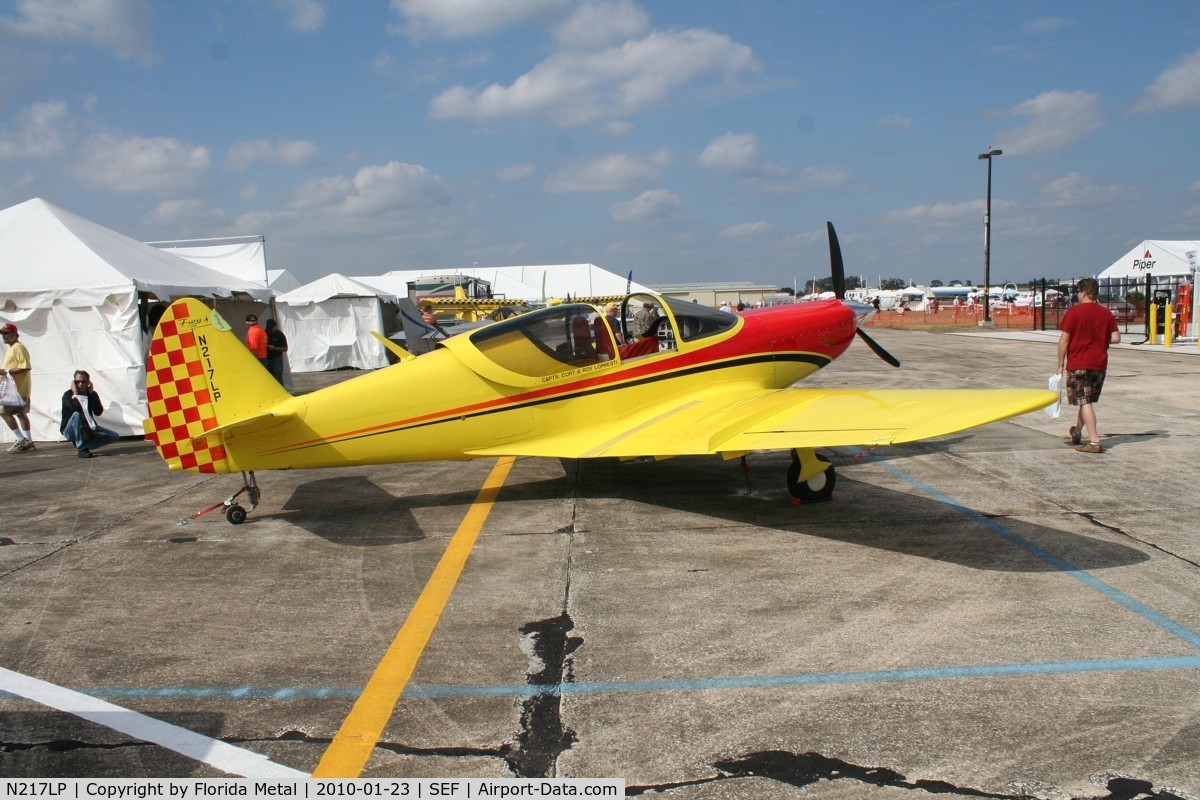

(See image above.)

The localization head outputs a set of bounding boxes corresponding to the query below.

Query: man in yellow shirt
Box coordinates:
[0,322,34,452]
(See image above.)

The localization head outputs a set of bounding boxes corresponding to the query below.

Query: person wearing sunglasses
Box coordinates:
[60,371,120,458]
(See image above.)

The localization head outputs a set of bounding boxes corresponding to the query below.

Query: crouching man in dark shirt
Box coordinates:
[60,370,120,458]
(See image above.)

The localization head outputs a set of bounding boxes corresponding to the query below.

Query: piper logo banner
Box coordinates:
[1132,248,1156,272]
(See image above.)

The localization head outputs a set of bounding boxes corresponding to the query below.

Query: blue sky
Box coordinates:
[2,1,1198,289]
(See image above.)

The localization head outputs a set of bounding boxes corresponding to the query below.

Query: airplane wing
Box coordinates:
[463,387,1057,459]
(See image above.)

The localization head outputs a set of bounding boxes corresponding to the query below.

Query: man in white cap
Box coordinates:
[0,322,34,452]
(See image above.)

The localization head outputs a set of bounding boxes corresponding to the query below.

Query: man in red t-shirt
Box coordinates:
[1057,277,1119,453]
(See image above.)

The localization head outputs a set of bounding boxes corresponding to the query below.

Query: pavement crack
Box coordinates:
[228,729,510,766]
[1076,512,1200,570]
[714,750,1018,797]
[628,750,1019,797]
[1088,776,1188,799]
[0,738,148,753]
[628,751,1189,799]
[500,613,581,778]
[0,477,221,579]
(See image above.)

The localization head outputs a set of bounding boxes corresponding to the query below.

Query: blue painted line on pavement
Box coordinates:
[3,656,1198,703]
[9,449,1195,709]
[850,449,1200,651]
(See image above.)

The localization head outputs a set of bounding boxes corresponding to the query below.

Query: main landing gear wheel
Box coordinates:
[787,449,836,504]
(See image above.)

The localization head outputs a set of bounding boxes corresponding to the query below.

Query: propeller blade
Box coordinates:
[826,220,898,367]
[856,328,901,368]
[827,221,845,299]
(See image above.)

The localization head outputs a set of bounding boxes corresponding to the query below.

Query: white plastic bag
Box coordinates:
[0,374,21,408]
[1044,374,1062,419]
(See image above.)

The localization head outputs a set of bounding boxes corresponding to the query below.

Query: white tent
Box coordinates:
[0,198,272,442]
[146,235,305,296]
[274,274,398,372]
[1098,239,1199,338]
[358,264,649,303]
[146,235,268,284]
[1097,240,1200,280]
[267,269,303,294]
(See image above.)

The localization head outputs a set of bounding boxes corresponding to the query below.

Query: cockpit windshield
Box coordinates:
[469,303,602,378]
[661,296,738,342]
[466,295,739,380]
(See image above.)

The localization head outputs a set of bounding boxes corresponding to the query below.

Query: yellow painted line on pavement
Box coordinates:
[311,456,516,777]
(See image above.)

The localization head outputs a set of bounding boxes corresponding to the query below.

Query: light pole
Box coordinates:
[977,147,1002,325]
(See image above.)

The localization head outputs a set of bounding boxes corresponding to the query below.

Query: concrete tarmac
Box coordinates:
[1,329,1198,798]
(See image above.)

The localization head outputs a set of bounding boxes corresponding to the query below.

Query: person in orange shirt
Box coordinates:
[244,314,268,368]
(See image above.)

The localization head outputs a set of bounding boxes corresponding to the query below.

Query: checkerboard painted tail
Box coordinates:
[143,298,287,473]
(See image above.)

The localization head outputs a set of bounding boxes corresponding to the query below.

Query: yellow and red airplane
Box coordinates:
[144,225,1055,523]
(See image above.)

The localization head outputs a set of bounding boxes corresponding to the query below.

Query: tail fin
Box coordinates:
[143,298,289,473]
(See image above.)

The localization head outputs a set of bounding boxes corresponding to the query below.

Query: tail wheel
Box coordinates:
[787,453,836,503]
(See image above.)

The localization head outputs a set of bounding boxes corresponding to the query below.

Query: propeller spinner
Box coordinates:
[826,221,901,368]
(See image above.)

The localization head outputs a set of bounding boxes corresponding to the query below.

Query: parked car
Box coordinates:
[1101,300,1140,322]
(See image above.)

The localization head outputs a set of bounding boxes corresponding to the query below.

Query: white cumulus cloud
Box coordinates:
[1037,172,1122,208]
[0,99,73,160]
[271,0,326,32]
[495,162,537,182]
[149,199,228,228]
[719,221,770,239]
[545,151,668,193]
[390,0,569,40]
[0,0,155,62]
[994,90,1105,155]
[1022,16,1072,34]
[290,160,451,216]
[553,0,648,49]
[227,138,323,169]
[431,28,757,127]
[883,200,983,224]
[76,133,211,194]
[608,188,683,223]
[699,132,758,172]
[1133,49,1200,112]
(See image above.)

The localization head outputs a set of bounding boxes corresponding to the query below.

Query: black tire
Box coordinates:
[226,504,247,525]
[787,454,836,503]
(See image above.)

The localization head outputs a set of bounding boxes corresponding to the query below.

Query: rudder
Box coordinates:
[143,298,287,473]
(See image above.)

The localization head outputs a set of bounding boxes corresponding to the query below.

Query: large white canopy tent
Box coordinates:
[1097,239,1199,337]
[146,235,303,296]
[1097,240,1200,281]
[274,274,399,372]
[0,198,272,442]
[358,264,650,303]
[146,234,268,283]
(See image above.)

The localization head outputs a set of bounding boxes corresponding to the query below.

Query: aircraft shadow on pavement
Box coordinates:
[893,425,1170,458]
[559,453,1149,574]
[266,469,577,545]
[275,476,429,545]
